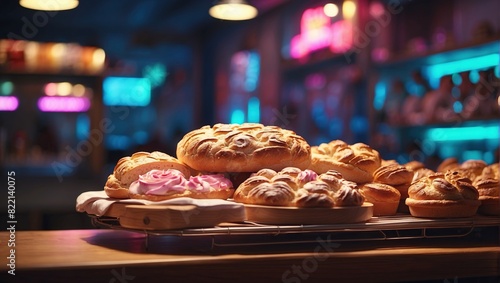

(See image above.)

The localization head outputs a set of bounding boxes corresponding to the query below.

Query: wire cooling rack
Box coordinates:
[90,214,500,249]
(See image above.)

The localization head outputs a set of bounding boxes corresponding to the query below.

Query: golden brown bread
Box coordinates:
[372,163,414,211]
[473,165,500,216]
[404,161,426,171]
[309,140,381,183]
[373,164,414,187]
[233,167,365,208]
[437,157,459,172]
[176,123,311,172]
[458,159,488,181]
[113,151,191,186]
[359,183,401,216]
[405,171,480,218]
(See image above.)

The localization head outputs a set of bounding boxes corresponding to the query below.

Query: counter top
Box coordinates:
[1,228,499,283]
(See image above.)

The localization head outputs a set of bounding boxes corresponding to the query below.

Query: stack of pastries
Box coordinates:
[102,122,499,219]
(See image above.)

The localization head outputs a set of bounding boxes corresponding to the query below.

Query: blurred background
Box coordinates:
[0,0,499,229]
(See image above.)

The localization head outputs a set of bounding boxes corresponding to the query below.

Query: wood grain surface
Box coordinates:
[0,228,499,283]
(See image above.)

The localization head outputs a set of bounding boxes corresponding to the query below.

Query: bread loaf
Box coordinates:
[309,140,381,183]
[176,123,311,172]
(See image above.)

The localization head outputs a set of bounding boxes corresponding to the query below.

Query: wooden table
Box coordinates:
[1,228,499,283]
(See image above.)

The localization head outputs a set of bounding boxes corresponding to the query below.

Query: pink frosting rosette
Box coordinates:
[187,174,233,193]
[297,169,318,183]
[129,169,187,195]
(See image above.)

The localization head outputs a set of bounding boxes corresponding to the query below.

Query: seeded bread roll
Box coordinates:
[309,140,381,183]
[405,171,480,218]
[359,183,401,216]
[233,167,365,208]
[176,123,311,172]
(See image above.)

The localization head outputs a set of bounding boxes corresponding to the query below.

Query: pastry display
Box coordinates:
[405,171,480,218]
[473,164,500,216]
[309,140,381,183]
[176,123,311,173]
[359,183,401,216]
[233,167,365,208]
[104,151,234,201]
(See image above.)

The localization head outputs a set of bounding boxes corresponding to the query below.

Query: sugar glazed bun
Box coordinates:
[405,171,480,218]
[359,183,400,216]
[104,151,234,201]
[176,123,311,172]
[473,164,500,216]
[105,151,192,199]
[233,167,365,208]
[309,140,381,183]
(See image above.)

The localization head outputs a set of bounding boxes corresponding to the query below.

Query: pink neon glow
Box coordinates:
[290,6,353,59]
[37,96,90,112]
[0,96,19,111]
[329,20,353,53]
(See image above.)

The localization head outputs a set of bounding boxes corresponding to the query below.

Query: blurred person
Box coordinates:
[421,75,454,123]
[383,79,407,125]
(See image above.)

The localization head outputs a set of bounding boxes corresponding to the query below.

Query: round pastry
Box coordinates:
[437,157,459,172]
[176,123,311,172]
[459,159,488,181]
[233,167,365,208]
[359,183,401,216]
[128,169,234,201]
[473,165,500,216]
[309,140,381,183]
[410,168,435,183]
[404,161,426,172]
[405,171,480,218]
[373,163,414,213]
[105,151,192,199]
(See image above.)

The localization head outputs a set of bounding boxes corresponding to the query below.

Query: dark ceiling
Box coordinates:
[1,0,289,46]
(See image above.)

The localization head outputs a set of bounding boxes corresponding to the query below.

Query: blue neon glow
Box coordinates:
[451,73,462,85]
[244,52,260,92]
[103,77,151,106]
[76,114,90,140]
[495,65,499,78]
[373,81,386,110]
[247,97,260,123]
[469,70,480,83]
[452,101,463,113]
[424,125,499,141]
[230,109,245,124]
[424,53,499,88]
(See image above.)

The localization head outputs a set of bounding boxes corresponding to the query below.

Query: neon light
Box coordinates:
[373,81,386,110]
[424,54,499,88]
[103,77,151,106]
[38,96,90,112]
[424,125,499,142]
[0,96,19,111]
[247,97,260,123]
[230,109,245,124]
[1,81,14,95]
[244,52,260,92]
[290,6,353,59]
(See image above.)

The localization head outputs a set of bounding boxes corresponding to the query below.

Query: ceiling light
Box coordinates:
[209,0,258,21]
[20,0,78,11]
